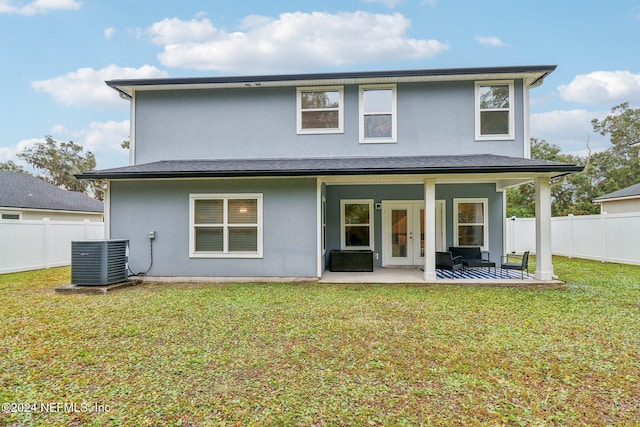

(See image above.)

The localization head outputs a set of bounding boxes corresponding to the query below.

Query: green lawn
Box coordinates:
[0,257,639,426]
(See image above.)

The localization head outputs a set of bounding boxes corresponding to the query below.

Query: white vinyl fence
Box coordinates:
[506,213,640,266]
[0,219,105,274]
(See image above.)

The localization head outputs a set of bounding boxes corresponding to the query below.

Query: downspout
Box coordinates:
[127,92,135,166]
[104,180,111,239]
[523,81,531,159]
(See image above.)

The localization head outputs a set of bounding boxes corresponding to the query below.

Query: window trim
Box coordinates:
[1,211,21,220]
[340,199,375,250]
[189,193,263,258]
[475,80,514,141]
[322,196,327,255]
[296,86,344,134]
[359,84,397,144]
[453,198,489,251]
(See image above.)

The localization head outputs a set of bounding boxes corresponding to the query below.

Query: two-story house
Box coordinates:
[79,66,582,281]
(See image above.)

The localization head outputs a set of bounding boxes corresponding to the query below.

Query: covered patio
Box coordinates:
[317,155,583,283]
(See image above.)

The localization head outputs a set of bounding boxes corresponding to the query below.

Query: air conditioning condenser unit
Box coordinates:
[71,240,128,286]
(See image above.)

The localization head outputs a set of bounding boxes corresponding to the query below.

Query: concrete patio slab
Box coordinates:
[320,267,564,286]
[54,280,142,295]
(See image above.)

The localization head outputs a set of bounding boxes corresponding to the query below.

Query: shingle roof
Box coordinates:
[76,154,582,180]
[0,171,103,212]
[593,183,640,202]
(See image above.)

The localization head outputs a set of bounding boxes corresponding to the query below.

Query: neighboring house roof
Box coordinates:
[77,154,582,180]
[107,65,557,98]
[0,171,103,213]
[593,183,640,202]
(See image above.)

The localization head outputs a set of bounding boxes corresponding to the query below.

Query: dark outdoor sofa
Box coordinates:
[448,246,495,273]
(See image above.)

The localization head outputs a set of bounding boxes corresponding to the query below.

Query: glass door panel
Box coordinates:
[419,208,424,259]
[391,209,408,258]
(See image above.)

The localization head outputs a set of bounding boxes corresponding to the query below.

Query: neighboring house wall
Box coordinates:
[599,198,640,214]
[109,178,318,277]
[0,208,103,222]
[133,80,525,163]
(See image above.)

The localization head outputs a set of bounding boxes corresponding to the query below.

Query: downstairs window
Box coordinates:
[190,194,263,258]
[453,198,488,251]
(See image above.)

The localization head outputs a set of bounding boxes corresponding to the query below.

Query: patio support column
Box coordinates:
[423,178,437,281]
[535,177,553,280]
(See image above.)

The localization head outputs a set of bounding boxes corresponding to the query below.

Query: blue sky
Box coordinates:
[1,0,639,169]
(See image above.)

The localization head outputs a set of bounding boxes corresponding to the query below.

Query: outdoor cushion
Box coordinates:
[449,246,495,271]
[436,251,463,277]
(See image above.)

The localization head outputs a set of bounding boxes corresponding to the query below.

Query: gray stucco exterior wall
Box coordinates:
[133,80,525,164]
[110,178,318,278]
[325,183,504,267]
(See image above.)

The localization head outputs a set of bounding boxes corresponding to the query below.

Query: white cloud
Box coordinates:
[557,71,640,105]
[146,17,219,45]
[531,109,610,155]
[2,121,130,169]
[0,137,42,166]
[53,120,130,154]
[31,64,169,109]
[0,0,81,15]
[104,27,115,40]
[475,35,507,47]
[146,12,449,73]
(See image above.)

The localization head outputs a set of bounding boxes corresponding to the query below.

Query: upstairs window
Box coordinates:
[297,86,343,134]
[359,85,397,143]
[475,81,514,140]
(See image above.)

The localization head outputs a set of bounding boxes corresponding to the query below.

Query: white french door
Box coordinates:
[382,200,445,266]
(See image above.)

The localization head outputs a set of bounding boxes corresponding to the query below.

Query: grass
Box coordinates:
[0,257,638,426]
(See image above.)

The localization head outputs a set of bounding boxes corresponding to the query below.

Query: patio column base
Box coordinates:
[535,270,553,281]
[423,270,437,281]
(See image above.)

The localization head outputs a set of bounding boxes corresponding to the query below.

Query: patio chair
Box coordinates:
[436,251,464,278]
[500,251,530,279]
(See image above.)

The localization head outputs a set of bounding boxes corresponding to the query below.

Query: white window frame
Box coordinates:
[297,86,344,134]
[475,80,514,141]
[189,193,263,258]
[340,199,375,250]
[453,198,489,251]
[359,84,397,144]
[322,196,327,255]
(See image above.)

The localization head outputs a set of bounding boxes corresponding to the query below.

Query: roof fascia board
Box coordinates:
[77,166,581,181]
[594,194,640,203]
[75,171,570,185]
[107,65,556,97]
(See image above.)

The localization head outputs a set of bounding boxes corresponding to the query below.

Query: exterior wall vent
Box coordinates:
[71,240,128,286]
